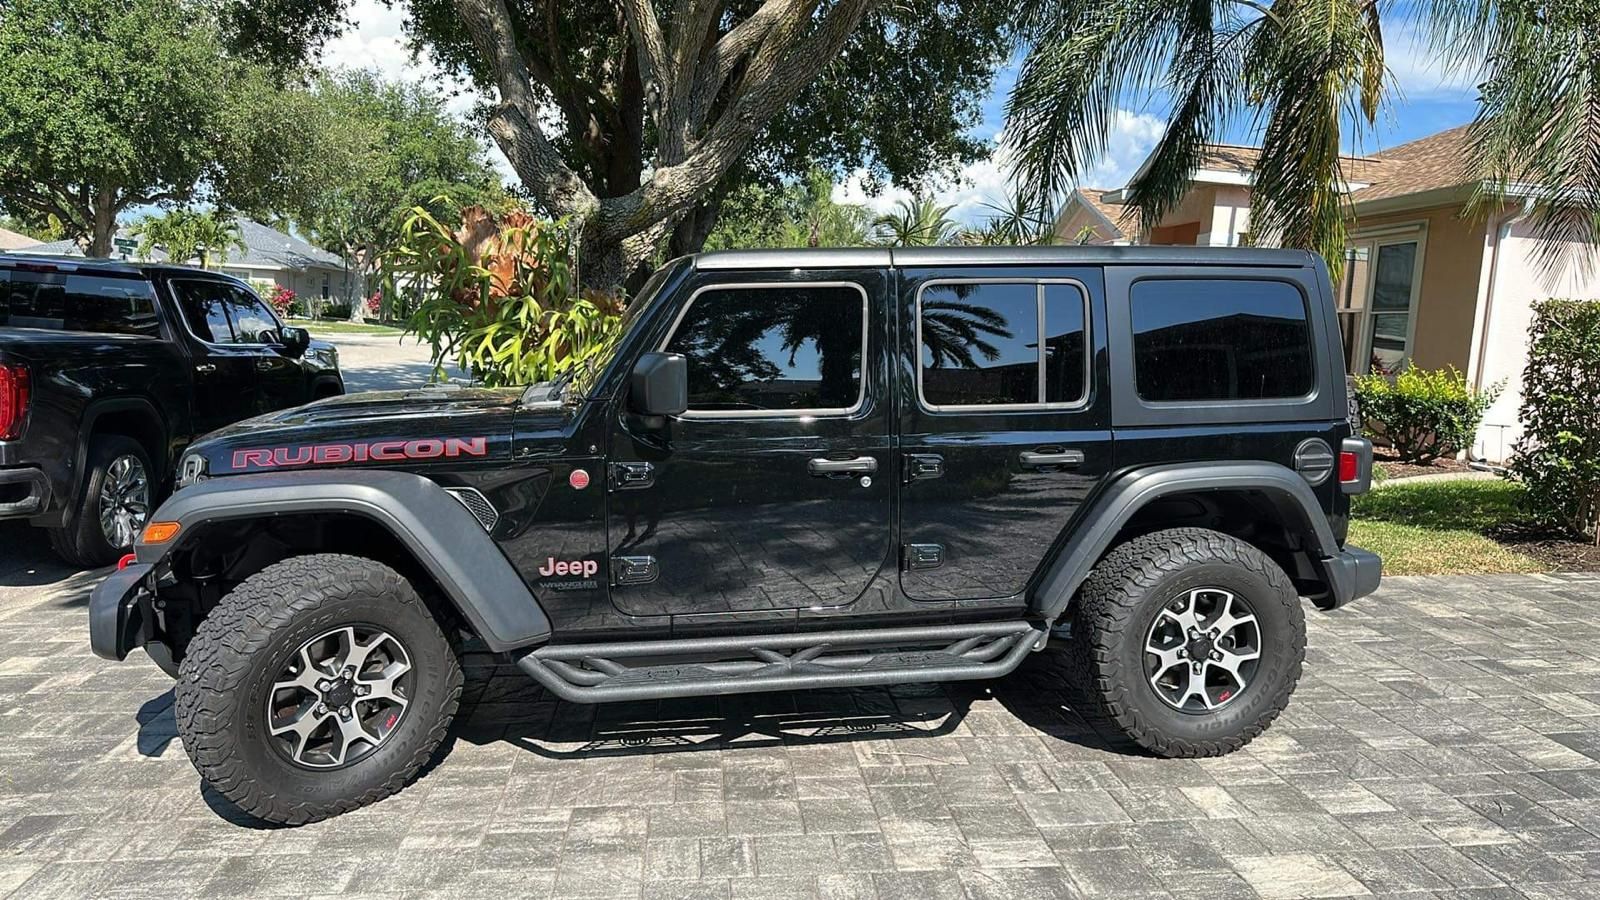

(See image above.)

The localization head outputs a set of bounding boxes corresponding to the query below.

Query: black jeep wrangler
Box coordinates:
[1,254,344,565]
[90,246,1379,825]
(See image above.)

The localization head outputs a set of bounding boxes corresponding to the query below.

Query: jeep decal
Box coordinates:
[231,437,489,471]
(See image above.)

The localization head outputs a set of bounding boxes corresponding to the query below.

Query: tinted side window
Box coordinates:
[1131,279,1313,402]
[919,281,1089,408]
[223,287,280,343]
[171,281,235,343]
[0,270,158,336]
[665,284,865,413]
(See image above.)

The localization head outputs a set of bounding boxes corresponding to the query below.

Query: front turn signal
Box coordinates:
[141,521,181,544]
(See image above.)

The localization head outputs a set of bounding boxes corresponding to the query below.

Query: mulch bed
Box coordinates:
[1373,447,1472,480]
[1485,521,1600,572]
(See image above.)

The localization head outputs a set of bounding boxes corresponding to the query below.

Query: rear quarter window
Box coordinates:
[1130,278,1313,402]
[0,269,159,337]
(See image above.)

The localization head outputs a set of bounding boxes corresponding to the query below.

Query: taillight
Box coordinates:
[0,363,28,440]
[1338,451,1359,483]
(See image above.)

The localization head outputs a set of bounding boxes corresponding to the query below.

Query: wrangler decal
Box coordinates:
[231,436,489,471]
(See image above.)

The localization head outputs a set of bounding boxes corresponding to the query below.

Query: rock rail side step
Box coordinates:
[515,620,1047,703]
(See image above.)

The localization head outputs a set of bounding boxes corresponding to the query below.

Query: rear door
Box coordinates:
[897,267,1112,602]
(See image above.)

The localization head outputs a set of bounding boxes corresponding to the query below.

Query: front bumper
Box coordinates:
[89,563,153,661]
[0,467,51,519]
[1319,544,1382,609]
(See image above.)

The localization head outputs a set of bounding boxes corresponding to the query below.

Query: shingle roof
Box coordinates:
[8,218,342,270]
[1347,124,1474,204]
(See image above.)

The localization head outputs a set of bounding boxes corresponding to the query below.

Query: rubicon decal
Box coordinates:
[231,437,489,471]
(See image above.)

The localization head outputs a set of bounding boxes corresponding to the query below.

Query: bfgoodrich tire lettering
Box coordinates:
[174,554,462,825]
[1068,528,1305,757]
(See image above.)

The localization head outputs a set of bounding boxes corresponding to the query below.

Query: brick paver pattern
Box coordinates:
[2,568,1599,899]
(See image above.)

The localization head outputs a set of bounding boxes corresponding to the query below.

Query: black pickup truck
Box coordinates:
[91,246,1379,825]
[0,254,344,565]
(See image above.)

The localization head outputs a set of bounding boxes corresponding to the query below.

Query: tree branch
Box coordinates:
[452,0,598,218]
[620,0,671,114]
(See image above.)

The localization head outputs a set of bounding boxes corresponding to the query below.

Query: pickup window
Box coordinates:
[0,269,159,336]
[663,282,867,416]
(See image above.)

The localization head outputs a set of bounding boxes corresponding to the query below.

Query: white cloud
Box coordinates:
[318,0,517,183]
[1382,19,1482,101]
[833,109,1165,226]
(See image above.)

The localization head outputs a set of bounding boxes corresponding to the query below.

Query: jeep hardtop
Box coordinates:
[90,245,1379,825]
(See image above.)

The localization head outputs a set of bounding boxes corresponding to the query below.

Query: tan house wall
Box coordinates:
[1348,204,1488,374]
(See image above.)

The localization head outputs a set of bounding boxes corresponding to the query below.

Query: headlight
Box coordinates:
[177,453,208,489]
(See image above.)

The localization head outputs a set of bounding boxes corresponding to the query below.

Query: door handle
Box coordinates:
[1020,449,1085,468]
[808,456,878,476]
[255,359,275,371]
[194,363,216,374]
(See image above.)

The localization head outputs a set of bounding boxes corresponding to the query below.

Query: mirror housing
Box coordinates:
[279,326,311,357]
[629,352,688,418]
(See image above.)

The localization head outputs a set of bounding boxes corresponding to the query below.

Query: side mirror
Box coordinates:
[629,352,688,418]
[279,326,311,357]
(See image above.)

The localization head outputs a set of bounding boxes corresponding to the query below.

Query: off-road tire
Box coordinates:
[174,554,462,825]
[1066,528,1304,757]
[47,434,152,568]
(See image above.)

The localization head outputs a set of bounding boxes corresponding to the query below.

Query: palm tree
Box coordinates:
[871,197,963,247]
[1005,0,1600,272]
[963,193,1058,245]
[131,209,246,268]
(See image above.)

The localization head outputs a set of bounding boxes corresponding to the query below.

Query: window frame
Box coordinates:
[167,276,286,348]
[656,279,871,420]
[914,277,1092,414]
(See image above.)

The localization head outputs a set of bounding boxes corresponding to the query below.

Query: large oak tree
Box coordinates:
[228,0,1012,290]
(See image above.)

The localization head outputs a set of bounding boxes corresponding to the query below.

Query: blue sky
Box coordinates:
[323,1,1483,227]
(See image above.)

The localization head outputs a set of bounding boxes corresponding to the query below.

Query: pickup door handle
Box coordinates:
[808,456,878,476]
[194,363,216,374]
[1020,449,1085,468]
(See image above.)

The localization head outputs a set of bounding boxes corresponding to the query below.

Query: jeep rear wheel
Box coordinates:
[174,554,461,825]
[1067,528,1304,757]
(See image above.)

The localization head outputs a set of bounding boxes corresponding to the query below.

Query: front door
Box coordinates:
[606,273,893,619]
[220,283,306,412]
[898,269,1112,602]
[167,279,262,434]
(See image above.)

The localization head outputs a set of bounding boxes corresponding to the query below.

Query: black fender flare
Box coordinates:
[1032,462,1339,620]
[132,469,552,651]
[75,396,172,496]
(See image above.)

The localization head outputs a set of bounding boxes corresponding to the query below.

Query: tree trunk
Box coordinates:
[347,242,367,323]
[86,189,117,258]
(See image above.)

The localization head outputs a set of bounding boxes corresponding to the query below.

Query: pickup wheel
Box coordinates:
[173,554,462,825]
[46,434,152,568]
[1067,528,1304,757]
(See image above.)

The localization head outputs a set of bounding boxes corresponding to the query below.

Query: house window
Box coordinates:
[1339,237,1421,375]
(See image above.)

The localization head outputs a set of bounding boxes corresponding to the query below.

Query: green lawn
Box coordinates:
[287,318,405,336]
[1348,478,1543,575]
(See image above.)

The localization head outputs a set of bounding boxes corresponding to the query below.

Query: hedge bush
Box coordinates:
[1511,299,1600,540]
[1352,366,1500,464]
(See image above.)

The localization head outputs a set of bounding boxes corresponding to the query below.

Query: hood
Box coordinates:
[185,385,530,478]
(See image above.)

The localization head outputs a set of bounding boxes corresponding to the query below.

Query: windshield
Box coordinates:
[563,263,676,401]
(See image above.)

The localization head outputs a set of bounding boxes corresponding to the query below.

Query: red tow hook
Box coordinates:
[117,553,137,570]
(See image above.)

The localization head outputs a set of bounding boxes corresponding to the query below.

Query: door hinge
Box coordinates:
[903,543,945,570]
[608,461,655,490]
[613,555,659,585]
[904,454,944,484]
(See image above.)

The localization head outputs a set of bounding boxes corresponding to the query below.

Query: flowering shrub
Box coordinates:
[268,285,297,318]
[381,204,623,386]
[365,290,382,318]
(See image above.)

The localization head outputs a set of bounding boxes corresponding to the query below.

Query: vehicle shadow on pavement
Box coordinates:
[0,522,97,589]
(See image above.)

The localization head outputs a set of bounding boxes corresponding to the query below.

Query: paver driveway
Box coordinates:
[1,551,1599,899]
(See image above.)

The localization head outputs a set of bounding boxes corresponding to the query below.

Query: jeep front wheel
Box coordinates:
[174,554,462,825]
[1068,528,1305,757]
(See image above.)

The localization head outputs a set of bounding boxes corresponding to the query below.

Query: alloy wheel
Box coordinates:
[98,454,149,549]
[266,625,414,769]
[1144,587,1262,713]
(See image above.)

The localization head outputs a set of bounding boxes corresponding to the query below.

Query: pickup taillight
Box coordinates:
[0,363,29,440]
